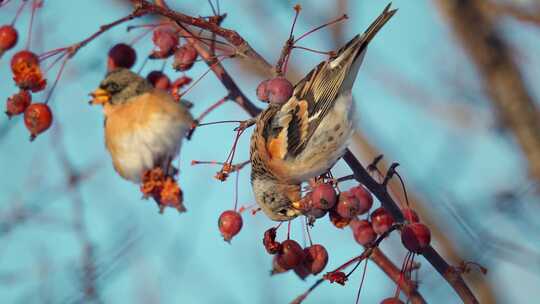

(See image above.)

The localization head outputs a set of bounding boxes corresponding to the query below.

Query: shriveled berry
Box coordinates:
[151,26,178,58]
[276,239,304,270]
[401,223,431,253]
[0,25,18,53]
[349,185,373,214]
[401,208,419,223]
[263,227,281,254]
[323,271,348,285]
[5,90,31,118]
[218,210,243,242]
[24,103,52,140]
[311,183,337,210]
[380,298,404,304]
[303,244,328,275]
[336,191,361,219]
[146,71,170,90]
[11,50,39,73]
[108,43,137,70]
[350,219,376,246]
[266,77,293,104]
[172,44,197,71]
[370,207,394,234]
[329,208,351,228]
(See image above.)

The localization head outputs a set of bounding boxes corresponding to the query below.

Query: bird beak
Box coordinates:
[89,88,111,105]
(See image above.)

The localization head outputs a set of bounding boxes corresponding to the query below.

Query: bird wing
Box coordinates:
[266,4,396,159]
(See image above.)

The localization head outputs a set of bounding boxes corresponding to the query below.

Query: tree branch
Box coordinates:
[343,149,479,304]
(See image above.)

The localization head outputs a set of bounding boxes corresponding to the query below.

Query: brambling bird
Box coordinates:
[90,68,193,183]
[250,5,396,221]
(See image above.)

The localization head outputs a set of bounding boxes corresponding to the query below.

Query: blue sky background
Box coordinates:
[1,0,539,303]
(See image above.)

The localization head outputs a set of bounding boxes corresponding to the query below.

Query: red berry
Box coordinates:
[151,26,178,58]
[401,223,431,253]
[401,208,419,223]
[329,208,351,229]
[0,25,18,52]
[276,239,304,270]
[336,191,361,219]
[311,183,337,210]
[108,43,137,70]
[380,298,404,304]
[11,50,39,73]
[293,263,310,280]
[172,44,197,71]
[218,210,243,242]
[146,71,170,90]
[350,185,373,214]
[266,77,293,104]
[24,103,52,140]
[350,219,376,246]
[256,79,269,102]
[5,90,31,118]
[370,207,395,234]
[306,207,327,219]
[271,255,288,275]
[303,244,328,275]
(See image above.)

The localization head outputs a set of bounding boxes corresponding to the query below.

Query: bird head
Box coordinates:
[89,68,153,106]
[252,177,303,222]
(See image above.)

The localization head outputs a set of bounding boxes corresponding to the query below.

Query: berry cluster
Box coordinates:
[263,227,329,279]
[3,44,52,140]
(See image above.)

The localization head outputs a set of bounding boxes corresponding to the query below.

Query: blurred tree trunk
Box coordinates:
[436,0,540,184]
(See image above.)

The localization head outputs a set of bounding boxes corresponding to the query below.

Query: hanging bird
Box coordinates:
[90,68,193,183]
[250,5,397,221]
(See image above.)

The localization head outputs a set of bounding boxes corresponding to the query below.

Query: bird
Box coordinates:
[89,68,193,183]
[250,5,396,221]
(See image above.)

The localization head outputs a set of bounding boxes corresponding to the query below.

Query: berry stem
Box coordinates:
[355,259,369,304]
[11,0,27,26]
[196,120,244,127]
[294,14,348,43]
[292,45,334,56]
[25,0,38,50]
[195,95,229,124]
[44,54,69,104]
[233,171,239,211]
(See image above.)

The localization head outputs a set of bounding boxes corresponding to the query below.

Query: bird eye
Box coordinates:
[107,82,120,92]
[278,208,287,215]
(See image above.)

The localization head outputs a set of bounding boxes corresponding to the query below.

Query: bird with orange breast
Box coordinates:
[250,5,396,221]
[90,68,193,211]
